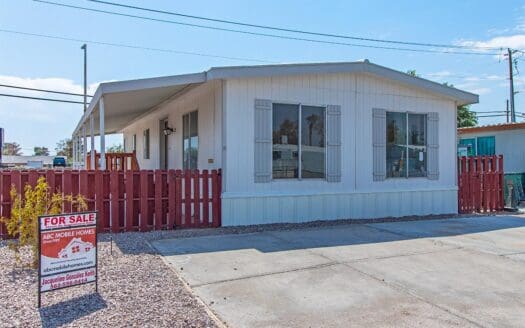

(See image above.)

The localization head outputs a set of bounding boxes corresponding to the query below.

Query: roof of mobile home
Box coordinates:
[458,122,525,134]
[74,60,479,135]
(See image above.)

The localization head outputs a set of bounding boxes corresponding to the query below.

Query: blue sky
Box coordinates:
[1,0,525,154]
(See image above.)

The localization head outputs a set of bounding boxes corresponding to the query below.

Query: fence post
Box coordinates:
[139,171,149,232]
[125,170,134,231]
[175,170,182,228]
[498,155,504,210]
[211,170,219,227]
[202,170,209,226]
[154,170,163,230]
[184,170,192,227]
[193,169,201,226]
[167,170,176,229]
[110,170,120,233]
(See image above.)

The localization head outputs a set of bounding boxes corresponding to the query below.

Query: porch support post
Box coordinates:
[90,112,95,169]
[82,124,87,168]
[72,135,77,165]
[99,96,106,170]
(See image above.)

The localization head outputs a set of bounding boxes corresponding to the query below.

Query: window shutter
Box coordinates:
[372,108,386,181]
[254,99,272,183]
[427,112,439,180]
[326,105,341,182]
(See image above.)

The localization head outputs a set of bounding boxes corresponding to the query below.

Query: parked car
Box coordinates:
[53,157,67,167]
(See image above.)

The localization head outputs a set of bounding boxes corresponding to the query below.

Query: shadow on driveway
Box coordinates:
[152,215,525,256]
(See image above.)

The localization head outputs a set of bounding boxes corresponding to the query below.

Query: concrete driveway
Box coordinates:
[152,215,525,328]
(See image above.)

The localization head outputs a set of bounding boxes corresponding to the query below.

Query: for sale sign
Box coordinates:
[38,212,98,306]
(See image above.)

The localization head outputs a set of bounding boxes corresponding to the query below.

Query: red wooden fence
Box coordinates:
[458,155,504,214]
[0,169,221,238]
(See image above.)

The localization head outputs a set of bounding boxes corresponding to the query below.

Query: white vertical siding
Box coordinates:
[221,72,459,225]
[121,81,222,170]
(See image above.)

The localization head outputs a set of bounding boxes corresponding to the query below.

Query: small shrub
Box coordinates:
[1,176,87,268]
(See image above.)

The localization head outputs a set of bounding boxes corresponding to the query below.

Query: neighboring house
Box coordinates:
[72,60,478,226]
[1,155,58,169]
[458,122,525,173]
[58,237,94,259]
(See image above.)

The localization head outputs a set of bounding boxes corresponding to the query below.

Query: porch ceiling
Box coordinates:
[74,72,206,135]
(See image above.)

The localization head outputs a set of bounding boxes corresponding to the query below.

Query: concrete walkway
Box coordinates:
[152,215,525,327]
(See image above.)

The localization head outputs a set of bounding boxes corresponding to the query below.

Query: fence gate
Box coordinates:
[458,155,504,213]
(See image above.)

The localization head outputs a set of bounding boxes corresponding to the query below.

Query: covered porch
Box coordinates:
[71,72,209,170]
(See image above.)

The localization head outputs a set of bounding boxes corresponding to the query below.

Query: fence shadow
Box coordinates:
[39,293,106,328]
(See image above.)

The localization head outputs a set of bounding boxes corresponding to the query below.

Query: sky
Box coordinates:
[1,0,525,155]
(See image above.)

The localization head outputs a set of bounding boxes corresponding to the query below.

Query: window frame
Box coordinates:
[182,110,199,170]
[143,129,150,159]
[132,134,137,152]
[386,111,428,179]
[271,101,327,181]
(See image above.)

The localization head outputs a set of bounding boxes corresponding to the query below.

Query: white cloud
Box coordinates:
[456,34,525,51]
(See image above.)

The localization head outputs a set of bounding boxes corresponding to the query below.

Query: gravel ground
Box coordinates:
[0,233,220,328]
[0,212,505,327]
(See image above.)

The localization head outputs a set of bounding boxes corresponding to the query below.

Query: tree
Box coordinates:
[33,147,50,156]
[55,138,73,158]
[107,143,124,153]
[443,82,478,127]
[406,69,419,77]
[2,142,22,156]
[457,105,478,128]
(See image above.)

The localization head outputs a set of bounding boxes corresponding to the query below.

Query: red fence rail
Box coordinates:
[458,155,504,214]
[0,169,221,238]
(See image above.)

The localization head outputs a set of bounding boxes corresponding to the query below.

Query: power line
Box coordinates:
[85,0,503,51]
[0,93,84,104]
[0,29,275,63]
[0,84,93,97]
[33,0,503,56]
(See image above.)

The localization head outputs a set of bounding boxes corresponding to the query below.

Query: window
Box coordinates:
[183,111,198,170]
[386,112,427,178]
[458,136,495,156]
[476,136,495,156]
[132,134,137,152]
[143,129,150,159]
[272,103,325,179]
[459,138,476,156]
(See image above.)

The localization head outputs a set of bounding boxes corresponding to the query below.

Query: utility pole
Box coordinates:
[506,99,510,123]
[81,44,87,112]
[507,48,517,122]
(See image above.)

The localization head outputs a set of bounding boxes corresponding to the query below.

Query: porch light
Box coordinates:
[163,126,175,136]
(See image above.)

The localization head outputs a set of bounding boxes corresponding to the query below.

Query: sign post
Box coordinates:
[38,211,98,308]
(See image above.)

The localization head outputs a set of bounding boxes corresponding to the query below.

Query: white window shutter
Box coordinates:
[254,99,272,183]
[372,108,386,181]
[427,112,439,180]
[326,105,341,182]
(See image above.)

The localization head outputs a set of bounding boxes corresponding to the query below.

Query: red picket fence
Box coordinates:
[0,169,221,238]
[458,155,504,214]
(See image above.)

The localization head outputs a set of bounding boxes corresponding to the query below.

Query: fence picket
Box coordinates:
[202,170,209,226]
[154,170,163,230]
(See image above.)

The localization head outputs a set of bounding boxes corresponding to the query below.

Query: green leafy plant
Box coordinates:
[1,177,87,268]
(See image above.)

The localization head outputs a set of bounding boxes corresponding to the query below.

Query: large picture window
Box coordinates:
[386,112,427,178]
[272,103,325,179]
[183,111,198,170]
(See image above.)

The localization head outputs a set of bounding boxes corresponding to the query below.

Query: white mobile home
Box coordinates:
[72,61,478,226]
